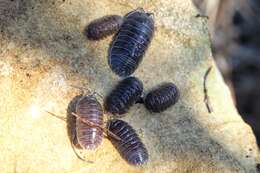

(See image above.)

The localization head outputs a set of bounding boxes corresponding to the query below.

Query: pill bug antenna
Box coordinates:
[70,139,94,163]
[92,91,104,100]
[124,7,145,17]
[147,12,154,17]
[135,7,145,13]
[70,133,94,163]
[45,111,93,163]
[72,112,121,141]
[69,85,104,100]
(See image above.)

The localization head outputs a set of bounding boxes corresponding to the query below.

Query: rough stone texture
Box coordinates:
[0,0,259,173]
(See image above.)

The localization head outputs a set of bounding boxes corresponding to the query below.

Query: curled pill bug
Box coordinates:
[107,119,149,166]
[104,76,143,116]
[85,15,123,40]
[108,8,155,77]
[75,95,104,150]
[144,82,180,113]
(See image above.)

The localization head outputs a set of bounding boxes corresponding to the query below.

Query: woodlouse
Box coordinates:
[85,15,123,40]
[107,119,149,166]
[47,93,121,162]
[75,95,104,150]
[144,82,180,113]
[104,76,143,116]
[108,8,155,77]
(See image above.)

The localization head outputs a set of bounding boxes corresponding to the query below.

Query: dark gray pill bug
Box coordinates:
[108,8,155,77]
[107,119,148,166]
[144,82,180,113]
[104,76,143,116]
[85,15,123,40]
[76,95,103,150]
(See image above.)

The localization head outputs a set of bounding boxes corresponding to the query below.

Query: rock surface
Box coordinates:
[0,0,259,173]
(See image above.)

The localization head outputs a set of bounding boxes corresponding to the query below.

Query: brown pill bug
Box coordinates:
[75,95,104,150]
[104,76,143,116]
[144,82,180,113]
[107,119,148,166]
[109,8,155,77]
[85,15,123,40]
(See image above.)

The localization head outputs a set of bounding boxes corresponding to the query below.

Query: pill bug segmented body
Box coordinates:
[104,76,143,116]
[76,95,103,150]
[85,15,123,40]
[109,8,155,77]
[144,82,180,113]
[107,119,149,166]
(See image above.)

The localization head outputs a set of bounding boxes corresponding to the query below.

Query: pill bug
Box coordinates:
[85,15,123,40]
[76,95,104,150]
[108,8,155,77]
[144,82,180,113]
[48,93,121,162]
[104,76,143,116]
[107,119,148,166]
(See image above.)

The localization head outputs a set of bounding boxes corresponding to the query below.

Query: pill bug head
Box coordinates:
[125,7,153,17]
[144,82,180,113]
[107,119,149,166]
[85,15,123,40]
[104,76,143,116]
[125,7,154,23]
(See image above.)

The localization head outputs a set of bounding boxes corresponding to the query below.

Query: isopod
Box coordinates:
[107,119,149,166]
[85,15,123,40]
[108,8,155,77]
[75,95,104,150]
[47,94,120,162]
[104,76,143,116]
[144,82,180,113]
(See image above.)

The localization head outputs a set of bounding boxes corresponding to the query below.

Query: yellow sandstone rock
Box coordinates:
[0,0,258,172]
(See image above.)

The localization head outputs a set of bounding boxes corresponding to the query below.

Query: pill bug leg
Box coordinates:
[134,7,145,13]
[135,96,144,104]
